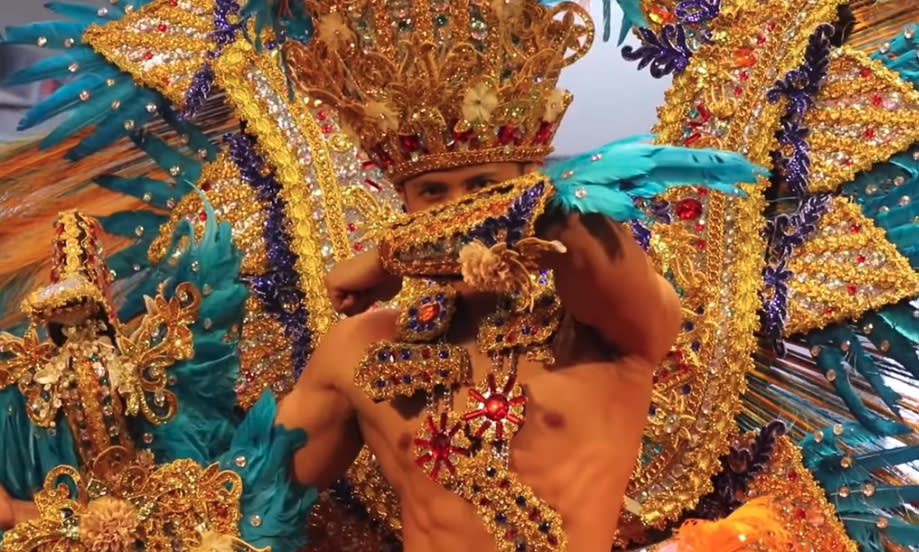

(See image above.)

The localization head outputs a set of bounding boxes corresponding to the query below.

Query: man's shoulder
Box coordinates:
[313,308,401,368]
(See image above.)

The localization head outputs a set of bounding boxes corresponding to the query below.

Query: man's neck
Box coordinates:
[448,284,499,341]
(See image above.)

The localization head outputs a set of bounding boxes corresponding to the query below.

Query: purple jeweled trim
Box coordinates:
[213,0,242,46]
[225,132,311,377]
[182,63,214,119]
[674,0,721,24]
[621,25,693,78]
[690,421,785,520]
[467,180,547,247]
[760,24,834,337]
[631,220,652,251]
[761,193,831,336]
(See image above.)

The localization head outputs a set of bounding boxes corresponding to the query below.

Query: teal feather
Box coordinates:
[43,2,119,21]
[546,136,759,221]
[35,80,137,147]
[219,392,317,552]
[105,242,153,288]
[16,67,120,130]
[1,22,86,47]
[806,332,908,436]
[875,204,919,234]
[861,311,919,379]
[132,133,204,183]
[877,301,919,344]
[615,0,646,44]
[65,91,163,160]
[158,109,218,163]
[0,388,81,501]
[873,24,919,87]
[124,199,247,463]
[4,48,104,86]
[96,210,168,239]
[836,484,919,512]
[94,174,190,209]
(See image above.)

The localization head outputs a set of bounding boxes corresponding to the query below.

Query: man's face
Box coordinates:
[397,162,532,213]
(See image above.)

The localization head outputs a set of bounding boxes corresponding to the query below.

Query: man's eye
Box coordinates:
[470,180,496,190]
[420,186,445,197]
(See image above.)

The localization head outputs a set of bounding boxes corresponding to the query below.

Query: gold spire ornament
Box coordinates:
[285,0,595,183]
[0,211,200,469]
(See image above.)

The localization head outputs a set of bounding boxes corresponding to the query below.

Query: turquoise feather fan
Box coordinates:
[545,135,760,222]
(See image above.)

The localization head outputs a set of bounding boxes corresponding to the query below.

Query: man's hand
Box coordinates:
[324,251,402,315]
[0,485,37,531]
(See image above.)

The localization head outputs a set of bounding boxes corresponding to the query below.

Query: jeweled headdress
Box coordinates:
[22,210,116,324]
[286,0,595,183]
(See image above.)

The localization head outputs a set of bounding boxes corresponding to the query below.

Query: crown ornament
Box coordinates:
[285,0,595,184]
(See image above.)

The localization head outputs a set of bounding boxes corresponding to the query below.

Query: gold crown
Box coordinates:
[22,210,115,323]
[286,0,595,184]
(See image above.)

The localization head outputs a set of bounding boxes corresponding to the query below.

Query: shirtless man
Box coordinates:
[275,160,681,551]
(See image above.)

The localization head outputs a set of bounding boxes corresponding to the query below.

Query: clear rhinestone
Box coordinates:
[840,456,852,468]
[123,119,135,130]
[64,38,75,48]
[36,36,48,47]
[97,7,108,16]
[250,515,262,527]
[68,62,80,72]
[143,192,153,202]
[235,455,248,468]
[863,483,875,496]
[169,166,181,176]
[574,187,587,198]
[833,423,845,435]
[877,516,889,529]
[134,225,144,237]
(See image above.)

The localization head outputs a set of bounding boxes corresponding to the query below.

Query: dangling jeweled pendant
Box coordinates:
[463,372,526,443]
[413,411,470,486]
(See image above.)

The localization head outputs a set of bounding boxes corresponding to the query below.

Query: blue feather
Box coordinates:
[16,67,119,130]
[4,48,104,86]
[131,133,204,183]
[873,24,919,87]
[1,22,86,48]
[546,137,760,221]
[43,2,119,22]
[615,0,647,45]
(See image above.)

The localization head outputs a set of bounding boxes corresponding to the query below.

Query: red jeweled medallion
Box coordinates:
[464,373,526,442]
[414,412,470,485]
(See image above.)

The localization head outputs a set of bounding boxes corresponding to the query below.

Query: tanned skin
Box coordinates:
[0,163,681,549]
[275,161,682,551]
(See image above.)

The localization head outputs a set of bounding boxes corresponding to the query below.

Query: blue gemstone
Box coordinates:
[426,322,435,331]
[494,318,505,326]
[377,350,389,361]
[408,307,418,316]
[521,326,531,335]
[439,350,449,359]
[408,320,418,329]
[375,379,386,388]
[495,513,506,524]
[516,543,526,552]
[439,370,449,377]
[691,341,701,351]
[538,522,550,533]
[486,467,497,477]
[435,292,445,301]
[420,296,430,304]
[515,496,526,506]
[683,322,694,331]
[403,375,413,384]
[649,405,656,416]
[495,335,503,343]
[401,349,412,360]
[681,384,691,394]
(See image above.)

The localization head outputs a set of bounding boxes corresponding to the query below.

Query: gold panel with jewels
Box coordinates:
[621,0,842,532]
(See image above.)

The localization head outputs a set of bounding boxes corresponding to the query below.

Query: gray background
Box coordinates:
[0,1,671,154]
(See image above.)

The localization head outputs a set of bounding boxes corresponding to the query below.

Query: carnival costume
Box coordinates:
[0,0,918,551]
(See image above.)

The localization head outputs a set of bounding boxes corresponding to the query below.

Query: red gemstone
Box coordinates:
[430,433,452,459]
[198,212,207,221]
[696,187,709,196]
[694,239,707,250]
[201,182,211,191]
[795,508,806,519]
[733,85,744,97]
[675,198,703,220]
[548,535,558,546]
[498,125,517,145]
[856,254,866,264]
[739,71,750,82]
[847,283,857,295]
[756,34,766,45]
[321,123,334,134]
[353,242,364,251]
[865,128,875,139]
[364,178,382,191]
[421,348,432,359]
[860,67,872,77]
[824,307,835,316]
[347,223,357,232]
[317,111,328,121]
[683,133,701,146]
[535,121,554,144]
[850,223,861,233]
[787,469,797,480]
[766,20,777,30]
[143,51,153,60]
[400,135,421,151]
[480,498,492,506]
[158,23,168,32]
[484,394,510,420]
[417,303,440,323]
[694,222,705,231]
[872,94,883,106]
[529,508,541,521]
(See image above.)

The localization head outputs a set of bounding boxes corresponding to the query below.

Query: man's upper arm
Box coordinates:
[274,319,365,489]
[550,213,683,365]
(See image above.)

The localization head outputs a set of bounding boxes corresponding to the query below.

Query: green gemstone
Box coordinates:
[398,20,411,31]
[435,14,448,26]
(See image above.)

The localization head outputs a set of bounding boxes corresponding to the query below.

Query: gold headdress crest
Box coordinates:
[22,210,115,323]
[286,0,595,184]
